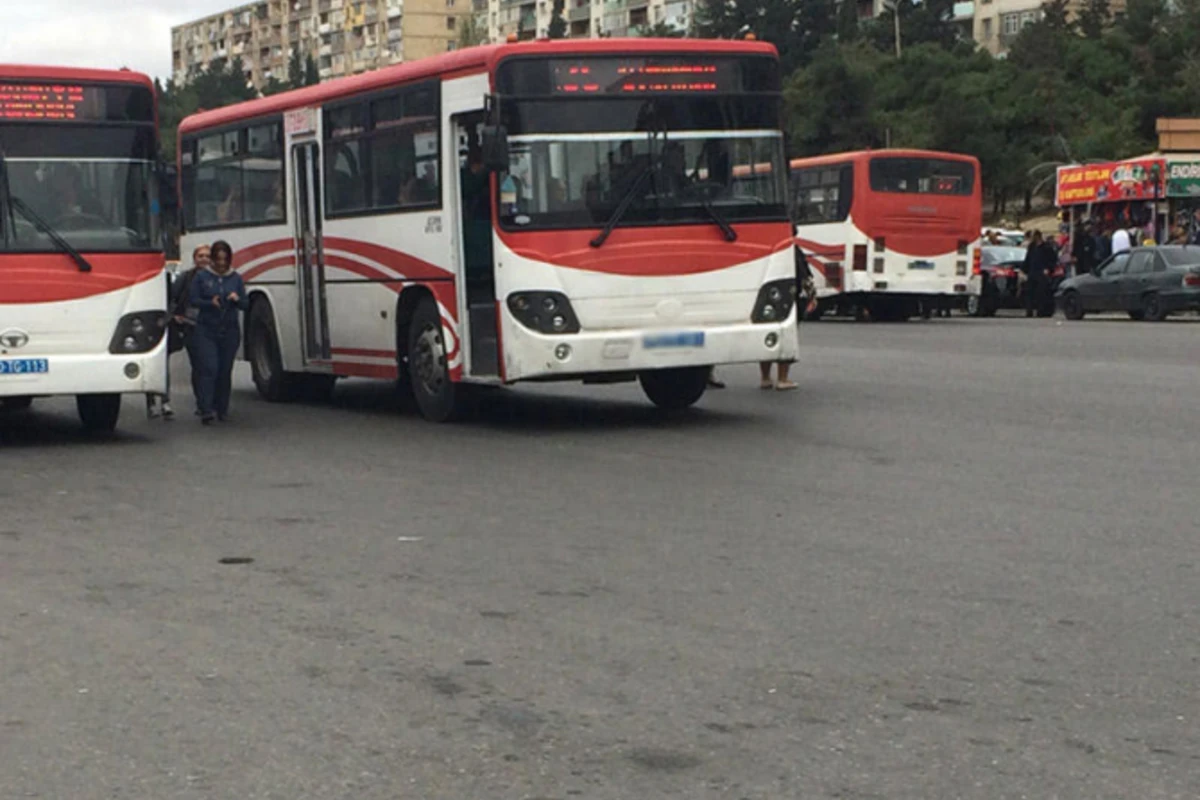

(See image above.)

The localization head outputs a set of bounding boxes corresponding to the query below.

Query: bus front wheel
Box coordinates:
[248,300,297,402]
[77,394,121,433]
[639,366,709,411]
[407,297,465,423]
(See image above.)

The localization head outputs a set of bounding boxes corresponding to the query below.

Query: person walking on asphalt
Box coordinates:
[171,244,210,416]
[1022,231,1056,318]
[189,240,249,425]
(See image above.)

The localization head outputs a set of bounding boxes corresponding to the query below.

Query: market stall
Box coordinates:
[1055,157,1167,259]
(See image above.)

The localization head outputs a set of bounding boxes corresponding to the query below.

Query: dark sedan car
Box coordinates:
[970,245,1063,317]
[1056,245,1200,321]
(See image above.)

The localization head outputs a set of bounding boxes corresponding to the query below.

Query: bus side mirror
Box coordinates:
[481,125,509,172]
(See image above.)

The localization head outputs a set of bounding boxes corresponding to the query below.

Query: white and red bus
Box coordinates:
[177,39,799,422]
[0,66,167,431]
[789,149,982,320]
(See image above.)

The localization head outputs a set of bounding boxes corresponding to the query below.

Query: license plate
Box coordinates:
[909,260,935,270]
[643,331,705,349]
[0,358,48,375]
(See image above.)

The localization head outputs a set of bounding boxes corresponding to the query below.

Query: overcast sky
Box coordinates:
[2,0,238,81]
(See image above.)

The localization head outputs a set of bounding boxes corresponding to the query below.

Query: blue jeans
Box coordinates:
[191,325,241,417]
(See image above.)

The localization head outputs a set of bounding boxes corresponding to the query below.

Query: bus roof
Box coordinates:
[0,64,153,89]
[789,149,980,169]
[179,38,779,136]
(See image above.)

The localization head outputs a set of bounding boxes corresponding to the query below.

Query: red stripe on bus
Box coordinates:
[242,254,296,281]
[332,362,398,379]
[324,237,452,281]
[330,347,396,359]
[232,238,294,268]
[0,253,163,304]
[794,237,843,258]
[496,223,793,277]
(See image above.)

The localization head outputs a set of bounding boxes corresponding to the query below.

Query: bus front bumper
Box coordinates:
[501,318,800,383]
[0,345,168,399]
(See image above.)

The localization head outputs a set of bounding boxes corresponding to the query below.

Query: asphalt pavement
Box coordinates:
[2,313,1198,799]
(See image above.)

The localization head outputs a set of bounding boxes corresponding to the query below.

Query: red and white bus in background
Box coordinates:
[0,66,167,431]
[789,150,982,321]
[177,39,799,422]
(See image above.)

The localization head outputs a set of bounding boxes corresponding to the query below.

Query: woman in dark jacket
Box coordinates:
[189,240,249,424]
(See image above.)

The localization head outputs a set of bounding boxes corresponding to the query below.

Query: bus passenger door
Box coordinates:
[453,113,499,377]
[291,141,331,364]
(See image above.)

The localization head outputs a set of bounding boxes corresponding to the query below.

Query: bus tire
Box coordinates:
[1,396,33,412]
[247,299,297,402]
[77,393,121,433]
[407,297,463,422]
[639,366,709,411]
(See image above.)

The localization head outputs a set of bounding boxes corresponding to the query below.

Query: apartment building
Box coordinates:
[171,0,472,91]
[474,0,694,43]
[972,0,1127,56]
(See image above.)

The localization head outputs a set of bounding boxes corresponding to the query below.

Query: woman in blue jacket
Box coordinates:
[189,240,249,424]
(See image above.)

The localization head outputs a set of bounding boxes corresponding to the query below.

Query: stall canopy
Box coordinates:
[1056,158,1166,206]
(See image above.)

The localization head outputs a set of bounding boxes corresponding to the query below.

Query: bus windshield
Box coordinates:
[868,157,976,196]
[0,124,158,253]
[494,59,787,231]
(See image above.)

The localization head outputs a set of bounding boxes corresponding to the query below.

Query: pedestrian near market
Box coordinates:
[1111,225,1132,254]
[1022,231,1056,318]
[189,240,249,425]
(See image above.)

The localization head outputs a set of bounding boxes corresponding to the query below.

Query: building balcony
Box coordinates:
[569,2,590,21]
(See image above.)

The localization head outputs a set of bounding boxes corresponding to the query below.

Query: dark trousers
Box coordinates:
[184,337,202,411]
[192,325,241,417]
[1025,275,1047,317]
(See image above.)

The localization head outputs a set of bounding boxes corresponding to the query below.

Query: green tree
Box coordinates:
[640,20,685,37]
[458,14,490,47]
[304,54,320,87]
[695,0,836,73]
[1078,0,1110,39]
[547,0,567,38]
[287,49,305,90]
[863,0,959,54]
[785,42,882,155]
[261,76,291,96]
[836,0,860,43]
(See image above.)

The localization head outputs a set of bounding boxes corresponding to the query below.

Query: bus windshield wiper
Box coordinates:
[698,197,737,242]
[590,163,655,249]
[8,195,93,272]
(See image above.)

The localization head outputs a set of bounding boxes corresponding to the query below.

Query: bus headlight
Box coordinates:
[109,311,167,354]
[751,279,796,324]
[507,291,581,334]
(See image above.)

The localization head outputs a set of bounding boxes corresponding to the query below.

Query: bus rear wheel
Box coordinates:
[77,394,121,433]
[248,299,297,402]
[407,297,464,423]
[639,366,709,411]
